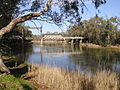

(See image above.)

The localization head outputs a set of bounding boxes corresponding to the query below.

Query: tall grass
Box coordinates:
[26,65,120,90]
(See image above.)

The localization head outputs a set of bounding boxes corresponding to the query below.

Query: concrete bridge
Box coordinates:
[33,51,82,55]
[41,34,84,44]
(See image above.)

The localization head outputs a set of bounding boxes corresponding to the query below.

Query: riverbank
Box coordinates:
[23,65,120,90]
[81,43,120,50]
[0,64,120,90]
[1,42,120,89]
[0,57,36,89]
[31,41,120,50]
[0,74,36,89]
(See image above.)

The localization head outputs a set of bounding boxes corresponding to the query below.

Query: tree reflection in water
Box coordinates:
[6,43,33,62]
[69,47,120,73]
[7,43,120,74]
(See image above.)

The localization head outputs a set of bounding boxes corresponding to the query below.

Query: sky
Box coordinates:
[25,0,120,35]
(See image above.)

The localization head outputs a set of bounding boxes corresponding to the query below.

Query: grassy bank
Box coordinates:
[0,74,36,90]
[0,57,36,90]
[25,65,120,90]
[81,43,120,50]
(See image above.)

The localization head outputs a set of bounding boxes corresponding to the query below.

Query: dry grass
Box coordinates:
[25,65,120,90]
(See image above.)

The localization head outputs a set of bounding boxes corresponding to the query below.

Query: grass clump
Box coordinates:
[0,74,36,90]
[26,65,120,90]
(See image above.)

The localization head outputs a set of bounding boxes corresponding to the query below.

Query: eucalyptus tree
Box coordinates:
[0,0,22,28]
[0,0,32,42]
[0,0,106,73]
[0,0,106,39]
[67,17,120,46]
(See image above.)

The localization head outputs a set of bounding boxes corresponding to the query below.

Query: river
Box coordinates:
[10,42,120,73]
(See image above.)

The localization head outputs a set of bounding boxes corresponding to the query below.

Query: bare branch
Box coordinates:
[80,0,88,11]
[30,20,40,31]
[32,17,53,22]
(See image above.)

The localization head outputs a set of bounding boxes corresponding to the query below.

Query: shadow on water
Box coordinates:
[0,42,33,76]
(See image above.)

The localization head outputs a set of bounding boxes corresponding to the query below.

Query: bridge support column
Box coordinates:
[71,39,74,44]
[40,39,43,45]
[79,39,82,44]
[63,38,67,44]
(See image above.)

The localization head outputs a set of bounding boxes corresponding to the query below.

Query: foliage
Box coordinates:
[1,24,32,42]
[0,0,33,41]
[0,0,22,28]
[9,24,32,38]
[67,17,120,46]
[0,0,107,41]
[0,75,35,90]
[0,0,106,27]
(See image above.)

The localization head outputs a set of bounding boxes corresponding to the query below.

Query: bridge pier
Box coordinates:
[40,39,43,45]
[70,39,83,45]
[63,38,67,44]
[79,39,82,44]
[71,39,74,44]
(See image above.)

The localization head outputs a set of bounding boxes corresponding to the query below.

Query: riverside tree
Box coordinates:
[0,0,106,73]
[67,17,120,46]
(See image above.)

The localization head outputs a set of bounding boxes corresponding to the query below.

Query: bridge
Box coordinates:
[42,35,84,40]
[33,51,82,55]
[41,34,84,44]
[26,27,84,44]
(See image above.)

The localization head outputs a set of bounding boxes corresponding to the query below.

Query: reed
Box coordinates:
[27,65,120,90]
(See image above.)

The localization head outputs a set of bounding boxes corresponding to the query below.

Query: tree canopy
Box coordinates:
[0,0,20,28]
[0,0,107,39]
[67,17,120,46]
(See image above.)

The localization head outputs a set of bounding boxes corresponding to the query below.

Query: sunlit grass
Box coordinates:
[0,74,35,90]
[27,65,120,90]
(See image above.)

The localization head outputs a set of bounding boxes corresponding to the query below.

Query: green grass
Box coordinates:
[0,75,36,90]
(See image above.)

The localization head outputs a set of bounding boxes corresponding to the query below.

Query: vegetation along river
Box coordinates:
[10,43,120,73]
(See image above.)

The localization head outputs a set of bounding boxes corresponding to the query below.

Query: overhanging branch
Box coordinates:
[0,0,52,40]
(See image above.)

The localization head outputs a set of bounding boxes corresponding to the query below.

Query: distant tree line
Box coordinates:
[67,17,120,46]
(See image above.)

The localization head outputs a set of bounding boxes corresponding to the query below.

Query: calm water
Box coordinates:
[10,43,120,73]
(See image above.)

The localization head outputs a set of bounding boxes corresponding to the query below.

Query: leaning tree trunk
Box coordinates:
[0,0,52,73]
[0,54,10,73]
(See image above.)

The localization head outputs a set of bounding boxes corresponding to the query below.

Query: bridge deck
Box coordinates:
[42,35,84,40]
[33,51,82,55]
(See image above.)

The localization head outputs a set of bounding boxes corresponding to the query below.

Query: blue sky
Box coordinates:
[25,0,120,35]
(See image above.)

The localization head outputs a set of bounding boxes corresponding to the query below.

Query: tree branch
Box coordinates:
[0,0,52,40]
[32,17,53,22]
[0,0,52,73]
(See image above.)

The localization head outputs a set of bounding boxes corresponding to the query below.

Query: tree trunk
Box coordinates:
[0,54,10,73]
[0,0,52,73]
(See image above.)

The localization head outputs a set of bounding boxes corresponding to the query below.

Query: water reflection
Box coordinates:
[7,43,33,62]
[28,43,80,70]
[69,47,120,73]
[0,43,33,74]
[9,43,120,73]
